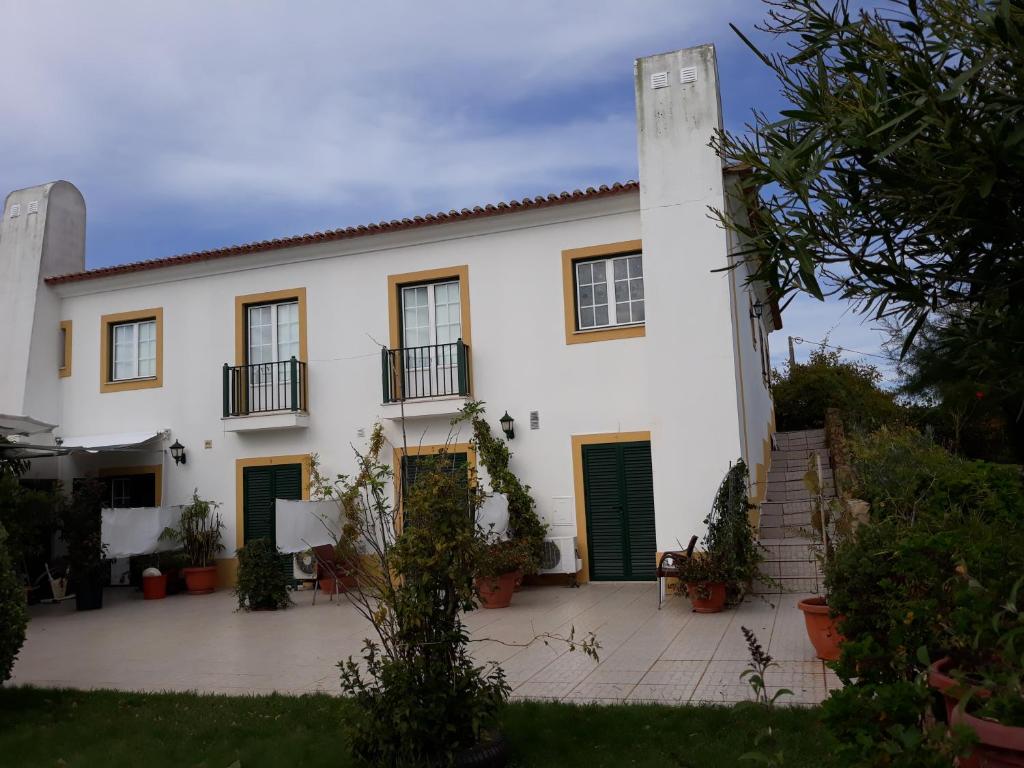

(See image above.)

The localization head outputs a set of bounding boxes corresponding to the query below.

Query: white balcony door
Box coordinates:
[400,280,461,397]
[247,301,299,410]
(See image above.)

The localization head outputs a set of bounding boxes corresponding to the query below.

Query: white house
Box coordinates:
[0,44,779,587]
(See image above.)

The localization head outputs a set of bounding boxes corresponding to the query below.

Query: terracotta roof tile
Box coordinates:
[45,181,639,285]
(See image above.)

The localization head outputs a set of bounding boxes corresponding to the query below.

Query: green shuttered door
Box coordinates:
[582,441,656,581]
[242,463,303,545]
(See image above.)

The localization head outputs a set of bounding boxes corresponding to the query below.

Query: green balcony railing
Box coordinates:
[223,358,308,417]
[382,340,470,403]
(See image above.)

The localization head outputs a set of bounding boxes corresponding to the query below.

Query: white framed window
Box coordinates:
[247,301,299,366]
[575,253,644,331]
[111,319,157,381]
[111,478,131,508]
[401,280,461,365]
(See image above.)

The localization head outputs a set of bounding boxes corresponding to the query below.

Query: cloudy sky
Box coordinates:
[0,1,894,376]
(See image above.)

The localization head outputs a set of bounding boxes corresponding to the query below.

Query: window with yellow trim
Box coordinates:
[100,308,163,392]
[562,240,645,345]
[58,320,72,377]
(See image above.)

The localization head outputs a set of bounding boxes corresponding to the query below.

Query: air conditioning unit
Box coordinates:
[292,550,316,581]
[539,536,582,575]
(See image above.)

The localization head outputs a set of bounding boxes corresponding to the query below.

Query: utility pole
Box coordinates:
[788,336,796,367]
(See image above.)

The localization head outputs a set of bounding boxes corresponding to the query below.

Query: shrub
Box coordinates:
[705,459,761,603]
[771,348,903,431]
[0,523,28,684]
[234,538,291,611]
[160,490,224,568]
[60,480,107,591]
[849,426,1024,524]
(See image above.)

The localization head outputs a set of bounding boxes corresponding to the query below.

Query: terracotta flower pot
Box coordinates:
[476,572,516,609]
[513,570,524,592]
[182,565,218,595]
[797,596,845,661]
[928,657,993,768]
[952,706,1024,768]
[142,573,168,600]
[687,581,727,613]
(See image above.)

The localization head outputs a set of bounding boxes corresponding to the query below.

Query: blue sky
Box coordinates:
[0,1,895,377]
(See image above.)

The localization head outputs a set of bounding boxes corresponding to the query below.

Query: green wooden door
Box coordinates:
[582,441,656,581]
[242,463,303,579]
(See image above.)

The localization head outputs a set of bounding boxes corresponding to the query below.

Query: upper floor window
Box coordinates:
[402,279,462,350]
[112,319,157,381]
[575,253,644,330]
[100,308,163,393]
[248,300,299,365]
[562,241,646,345]
[59,320,72,378]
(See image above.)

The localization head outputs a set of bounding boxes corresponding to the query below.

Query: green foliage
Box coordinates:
[740,627,793,708]
[771,349,902,432]
[849,426,1024,524]
[160,490,224,568]
[234,538,291,611]
[0,473,60,582]
[0,523,28,684]
[708,459,761,602]
[713,0,1024,376]
[60,479,107,582]
[456,402,547,574]
[475,533,532,580]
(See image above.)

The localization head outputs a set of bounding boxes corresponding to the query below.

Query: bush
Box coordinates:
[234,538,291,611]
[849,426,1024,524]
[0,523,28,684]
[771,348,903,431]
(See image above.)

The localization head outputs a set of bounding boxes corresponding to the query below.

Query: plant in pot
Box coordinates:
[235,537,292,611]
[675,550,730,613]
[475,534,528,610]
[160,490,224,595]
[60,479,108,611]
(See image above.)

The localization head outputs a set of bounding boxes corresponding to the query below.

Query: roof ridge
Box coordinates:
[46,181,640,285]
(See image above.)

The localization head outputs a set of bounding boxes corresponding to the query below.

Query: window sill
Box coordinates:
[100,375,162,393]
[565,323,645,345]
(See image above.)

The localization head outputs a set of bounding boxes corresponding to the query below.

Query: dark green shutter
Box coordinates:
[242,463,302,546]
[582,441,656,581]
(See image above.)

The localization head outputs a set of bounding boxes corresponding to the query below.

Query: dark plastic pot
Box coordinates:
[455,731,509,768]
[74,576,104,611]
[687,581,727,613]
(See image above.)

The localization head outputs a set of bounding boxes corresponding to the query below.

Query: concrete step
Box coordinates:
[751,574,822,595]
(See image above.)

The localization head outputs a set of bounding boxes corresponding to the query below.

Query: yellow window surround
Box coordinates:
[98,464,163,506]
[386,265,472,349]
[99,308,164,393]
[562,239,645,345]
[59,320,72,378]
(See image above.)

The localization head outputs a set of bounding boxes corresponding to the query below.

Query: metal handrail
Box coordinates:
[223,358,308,417]
[381,340,470,402]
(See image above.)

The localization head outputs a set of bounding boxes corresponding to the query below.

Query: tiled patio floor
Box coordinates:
[10,582,839,705]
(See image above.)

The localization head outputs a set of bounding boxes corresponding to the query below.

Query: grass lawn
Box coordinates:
[0,686,836,767]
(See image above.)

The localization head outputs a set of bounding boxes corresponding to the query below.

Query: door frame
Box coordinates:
[571,431,652,584]
[234,454,311,551]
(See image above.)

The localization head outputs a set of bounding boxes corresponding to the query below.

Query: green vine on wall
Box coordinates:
[455,402,547,573]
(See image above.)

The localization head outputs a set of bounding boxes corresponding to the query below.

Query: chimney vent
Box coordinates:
[680,66,698,84]
[9,203,20,218]
[27,201,38,215]
[650,71,669,89]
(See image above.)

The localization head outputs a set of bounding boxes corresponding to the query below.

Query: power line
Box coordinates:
[790,336,893,363]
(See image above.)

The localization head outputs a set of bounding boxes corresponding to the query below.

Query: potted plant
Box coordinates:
[675,551,729,613]
[475,536,525,610]
[60,479,108,611]
[160,490,224,594]
[235,537,291,611]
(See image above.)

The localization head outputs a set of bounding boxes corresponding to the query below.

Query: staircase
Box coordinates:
[754,428,835,595]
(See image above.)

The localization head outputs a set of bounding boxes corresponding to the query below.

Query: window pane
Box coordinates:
[577,262,592,283]
[613,257,628,280]
[579,307,595,329]
[595,305,609,327]
[634,301,645,322]
[616,302,631,324]
[630,279,644,300]
[592,261,605,282]
[579,284,593,307]
[594,282,607,304]
[614,280,628,302]
[629,256,642,277]
[112,323,136,380]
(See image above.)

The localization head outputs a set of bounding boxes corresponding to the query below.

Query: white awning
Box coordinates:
[0,413,56,437]
[60,431,167,453]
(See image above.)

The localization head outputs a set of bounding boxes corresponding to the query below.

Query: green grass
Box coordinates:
[0,687,837,767]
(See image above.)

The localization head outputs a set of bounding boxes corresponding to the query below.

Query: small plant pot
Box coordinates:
[951,706,1024,768]
[142,574,168,600]
[476,572,517,609]
[456,729,509,768]
[687,582,727,613]
[182,565,218,595]
[797,596,845,661]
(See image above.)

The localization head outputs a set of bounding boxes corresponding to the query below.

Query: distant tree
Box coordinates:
[713,0,1024,432]
[771,347,903,431]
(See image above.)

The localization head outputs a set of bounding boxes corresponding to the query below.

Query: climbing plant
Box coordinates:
[703,459,761,604]
[455,402,547,574]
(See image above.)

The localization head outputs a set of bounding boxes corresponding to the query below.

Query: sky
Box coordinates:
[0,1,896,378]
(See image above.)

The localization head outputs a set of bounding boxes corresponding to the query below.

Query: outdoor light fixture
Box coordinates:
[499,411,515,440]
[169,439,187,466]
[750,301,765,320]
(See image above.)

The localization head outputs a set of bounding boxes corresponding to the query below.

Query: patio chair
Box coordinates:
[311,544,350,605]
[656,535,698,609]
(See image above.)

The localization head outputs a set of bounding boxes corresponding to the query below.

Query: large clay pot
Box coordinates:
[928,657,992,768]
[476,572,516,609]
[182,565,218,595]
[797,596,845,661]
[142,574,168,600]
[952,706,1024,768]
[687,581,727,613]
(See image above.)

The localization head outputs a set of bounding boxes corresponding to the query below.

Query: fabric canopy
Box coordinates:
[0,413,56,437]
[60,431,165,452]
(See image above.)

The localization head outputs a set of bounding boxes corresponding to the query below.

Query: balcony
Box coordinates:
[381,340,471,419]
[222,358,309,431]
